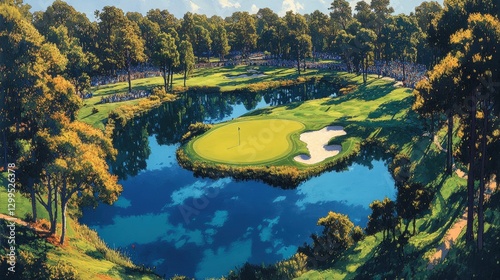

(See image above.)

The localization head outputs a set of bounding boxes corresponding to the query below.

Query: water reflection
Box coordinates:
[110,81,337,179]
[81,81,397,279]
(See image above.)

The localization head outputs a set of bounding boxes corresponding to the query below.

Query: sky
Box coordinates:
[25,0,444,20]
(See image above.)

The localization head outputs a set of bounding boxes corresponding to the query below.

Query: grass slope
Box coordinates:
[0,173,161,280]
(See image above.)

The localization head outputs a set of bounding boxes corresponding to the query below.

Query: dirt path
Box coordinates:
[0,213,51,236]
[427,168,497,269]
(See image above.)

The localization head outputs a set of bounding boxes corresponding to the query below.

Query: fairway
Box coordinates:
[192,119,305,164]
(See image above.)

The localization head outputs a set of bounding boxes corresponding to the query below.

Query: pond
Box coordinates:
[80,82,396,279]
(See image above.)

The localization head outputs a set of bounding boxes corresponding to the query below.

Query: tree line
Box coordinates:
[8,0,445,94]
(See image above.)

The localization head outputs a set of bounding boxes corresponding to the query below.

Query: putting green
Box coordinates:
[192,119,305,164]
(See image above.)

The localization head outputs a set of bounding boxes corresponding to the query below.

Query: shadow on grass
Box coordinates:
[367,97,413,120]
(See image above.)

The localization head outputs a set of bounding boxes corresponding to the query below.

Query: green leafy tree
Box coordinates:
[354,1,375,29]
[210,20,230,61]
[367,198,398,241]
[37,116,122,244]
[179,40,195,87]
[299,212,362,267]
[380,15,420,78]
[192,25,212,62]
[115,19,146,92]
[356,27,377,83]
[329,0,352,30]
[306,10,330,57]
[152,32,179,92]
[397,182,433,235]
[226,11,258,58]
[370,0,394,60]
[284,11,311,74]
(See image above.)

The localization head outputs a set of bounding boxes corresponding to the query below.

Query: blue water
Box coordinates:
[81,83,395,279]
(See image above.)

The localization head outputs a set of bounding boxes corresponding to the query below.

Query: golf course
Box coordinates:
[3,1,499,279]
[179,72,414,187]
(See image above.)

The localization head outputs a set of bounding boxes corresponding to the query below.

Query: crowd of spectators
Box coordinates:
[88,53,426,92]
[99,90,150,104]
[91,65,161,87]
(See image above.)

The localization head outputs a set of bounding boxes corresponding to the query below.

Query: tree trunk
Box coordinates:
[465,95,477,243]
[402,57,406,82]
[54,182,58,235]
[2,129,7,172]
[29,178,37,222]
[184,67,187,87]
[127,51,132,93]
[477,103,488,250]
[447,112,454,175]
[170,67,174,91]
[60,200,67,245]
[297,48,301,75]
[163,66,168,92]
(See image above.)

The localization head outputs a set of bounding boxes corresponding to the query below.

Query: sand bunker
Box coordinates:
[294,126,346,165]
[226,73,267,79]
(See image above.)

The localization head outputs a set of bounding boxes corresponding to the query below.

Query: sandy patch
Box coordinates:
[226,73,267,79]
[294,126,346,165]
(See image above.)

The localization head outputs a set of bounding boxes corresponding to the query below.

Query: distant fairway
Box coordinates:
[192,119,305,164]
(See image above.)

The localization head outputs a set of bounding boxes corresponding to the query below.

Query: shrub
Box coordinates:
[91,107,99,114]
[47,262,79,280]
[180,122,213,143]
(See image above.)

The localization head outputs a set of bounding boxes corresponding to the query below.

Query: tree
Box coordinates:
[0,4,77,219]
[307,10,330,57]
[180,12,196,43]
[95,6,127,74]
[192,25,212,62]
[137,17,161,58]
[450,12,500,248]
[226,12,257,58]
[179,40,195,87]
[397,182,432,235]
[210,21,230,61]
[284,11,311,74]
[115,19,146,92]
[367,198,398,241]
[370,0,394,60]
[146,8,178,34]
[0,0,30,19]
[37,116,122,244]
[152,32,179,92]
[355,27,377,83]
[380,15,420,79]
[299,212,361,267]
[423,0,500,249]
[414,1,442,32]
[329,0,352,30]
[46,25,97,95]
[354,1,375,29]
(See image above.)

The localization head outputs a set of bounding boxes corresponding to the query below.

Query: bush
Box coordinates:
[180,122,213,143]
[91,107,99,114]
[47,262,79,280]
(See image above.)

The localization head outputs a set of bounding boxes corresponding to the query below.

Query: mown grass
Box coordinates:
[0,173,160,280]
[78,66,332,129]
[182,73,413,173]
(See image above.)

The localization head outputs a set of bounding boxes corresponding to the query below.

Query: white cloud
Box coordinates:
[189,0,200,12]
[280,0,304,16]
[250,4,259,14]
[219,0,241,8]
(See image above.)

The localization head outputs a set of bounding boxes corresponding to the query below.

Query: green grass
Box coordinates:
[192,119,305,165]
[0,173,160,280]
[183,72,413,171]
[77,65,333,129]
